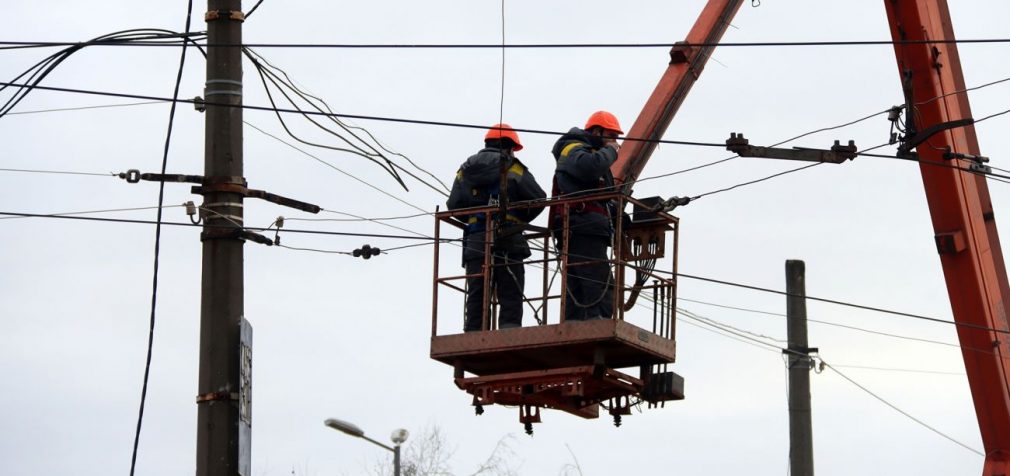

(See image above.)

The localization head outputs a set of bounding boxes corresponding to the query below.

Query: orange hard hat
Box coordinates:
[484,123,523,151]
[584,110,624,135]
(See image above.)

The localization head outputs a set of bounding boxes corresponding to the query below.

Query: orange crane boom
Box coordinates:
[885,1,1010,473]
[610,0,745,186]
[611,0,1010,472]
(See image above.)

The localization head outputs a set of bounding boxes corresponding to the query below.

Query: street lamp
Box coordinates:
[324,418,409,476]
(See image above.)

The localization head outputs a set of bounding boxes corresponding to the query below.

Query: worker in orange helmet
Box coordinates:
[550,111,623,322]
[447,123,547,332]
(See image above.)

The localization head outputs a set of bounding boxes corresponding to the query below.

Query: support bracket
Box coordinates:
[726,133,857,163]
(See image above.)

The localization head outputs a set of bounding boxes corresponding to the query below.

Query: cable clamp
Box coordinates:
[352,244,382,259]
[196,391,238,403]
[121,169,141,183]
[200,228,273,246]
[782,346,819,355]
[205,10,245,22]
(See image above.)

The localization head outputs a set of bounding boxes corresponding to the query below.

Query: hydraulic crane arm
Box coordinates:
[610,0,745,187]
[884,1,1010,473]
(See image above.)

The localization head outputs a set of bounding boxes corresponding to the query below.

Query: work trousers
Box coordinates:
[464,255,525,332]
[561,234,614,322]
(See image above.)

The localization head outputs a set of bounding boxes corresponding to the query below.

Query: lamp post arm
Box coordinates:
[360,434,396,453]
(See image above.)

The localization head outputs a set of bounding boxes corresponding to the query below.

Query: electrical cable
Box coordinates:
[0,81,729,149]
[822,361,983,456]
[526,240,1010,336]
[296,211,432,222]
[243,120,429,214]
[287,209,429,240]
[0,211,450,241]
[831,364,964,376]
[0,30,206,118]
[245,0,266,18]
[678,296,961,349]
[671,270,1010,335]
[0,167,116,177]
[856,150,1010,183]
[21,80,1009,189]
[243,48,449,194]
[916,75,1010,107]
[669,301,981,456]
[636,71,1010,187]
[664,298,982,456]
[679,307,786,343]
[129,6,194,476]
[690,162,822,200]
[499,0,506,127]
[382,241,438,253]
[5,101,163,115]
[276,244,351,256]
[0,205,184,220]
[6,37,1010,49]
[678,313,782,354]
[244,50,408,190]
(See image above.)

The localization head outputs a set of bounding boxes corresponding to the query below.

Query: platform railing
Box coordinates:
[432,192,679,340]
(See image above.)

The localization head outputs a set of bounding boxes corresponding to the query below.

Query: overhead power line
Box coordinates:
[678,296,960,348]
[0,167,116,177]
[5,37,1010,49]
[823,362,982,456]
[831,364,964,376]
[667,303,981,456]
[5,101,163,115]
[0,81,728,148]
[671,270,1010,335]
[0,205,184,220]
[0,211,447,241]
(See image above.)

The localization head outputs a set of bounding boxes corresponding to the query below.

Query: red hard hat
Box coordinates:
[484,123,523,151]
[584,111,624,135]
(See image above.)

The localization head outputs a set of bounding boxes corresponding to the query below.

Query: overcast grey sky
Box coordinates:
[3,1,1010,475]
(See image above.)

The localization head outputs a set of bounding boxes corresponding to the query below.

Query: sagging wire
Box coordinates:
[242,120,430,214]
[130,9,197,476]
[0,204,187,220]
[820,360,983,456]
[0,29,206,119]
[243,48,449,195]
[243,51,447,192]
[243,49,405,189]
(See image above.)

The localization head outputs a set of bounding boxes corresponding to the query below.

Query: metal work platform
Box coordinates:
[430,319,676,376]
[430,192,684,429]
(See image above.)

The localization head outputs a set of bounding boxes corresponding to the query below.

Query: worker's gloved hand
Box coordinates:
[606,141,621,153]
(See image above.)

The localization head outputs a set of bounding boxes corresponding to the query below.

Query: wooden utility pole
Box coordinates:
[196,1,250,475]
[786,260,814,476]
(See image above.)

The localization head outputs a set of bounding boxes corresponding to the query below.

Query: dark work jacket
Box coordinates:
[447,147,547,262]
[551,127,618,237]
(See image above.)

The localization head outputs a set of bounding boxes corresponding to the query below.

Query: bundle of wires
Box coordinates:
[242,47,450,195]
[0,29,207,119]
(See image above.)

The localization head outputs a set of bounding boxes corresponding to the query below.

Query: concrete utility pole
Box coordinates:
[785,260,814,476]
[196,1,250,475]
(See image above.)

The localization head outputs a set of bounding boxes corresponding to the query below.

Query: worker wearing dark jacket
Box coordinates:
[551,111,623,322]
[447,124,547,332]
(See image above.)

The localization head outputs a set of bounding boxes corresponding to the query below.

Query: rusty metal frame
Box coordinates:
[431,193,678,335]
[431,192,683,427]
